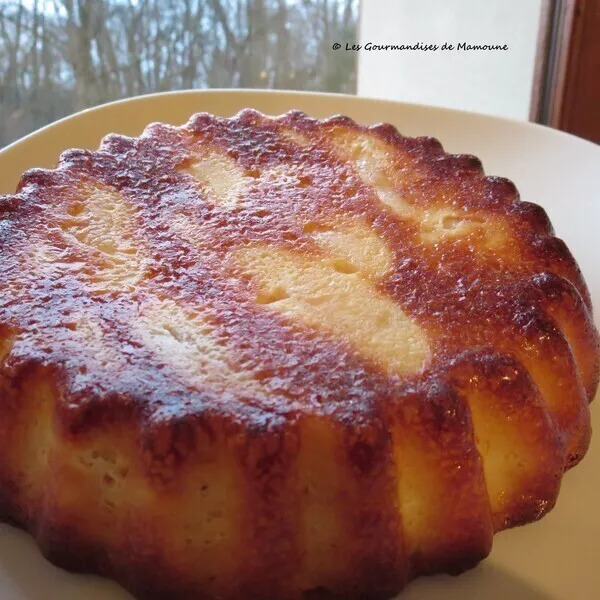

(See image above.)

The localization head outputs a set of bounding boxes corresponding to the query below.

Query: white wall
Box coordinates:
[358,0,543,120]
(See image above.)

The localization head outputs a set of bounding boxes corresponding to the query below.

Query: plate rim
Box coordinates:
[2,88,599,160]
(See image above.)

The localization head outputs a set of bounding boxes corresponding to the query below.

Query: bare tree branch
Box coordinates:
[0,0,359,147]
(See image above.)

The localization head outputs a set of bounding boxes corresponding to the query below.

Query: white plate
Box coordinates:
[0,90,598,600]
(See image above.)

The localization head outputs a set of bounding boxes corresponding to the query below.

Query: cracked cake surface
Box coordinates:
[0,109,598,600]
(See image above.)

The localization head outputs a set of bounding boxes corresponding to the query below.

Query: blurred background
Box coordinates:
[0,0,598,147]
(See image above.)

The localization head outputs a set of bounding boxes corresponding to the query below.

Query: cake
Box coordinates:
[0,109,598,600]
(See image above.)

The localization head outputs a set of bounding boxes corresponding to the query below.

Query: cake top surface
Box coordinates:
[0,109,591,430]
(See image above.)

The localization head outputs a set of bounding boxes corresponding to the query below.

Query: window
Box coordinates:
[0,0,359,147]
[2,1,597,147]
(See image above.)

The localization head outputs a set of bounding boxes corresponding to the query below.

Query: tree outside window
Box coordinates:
[0,0,359,147]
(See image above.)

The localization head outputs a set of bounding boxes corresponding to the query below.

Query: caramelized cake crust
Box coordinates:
[0,110,598,599]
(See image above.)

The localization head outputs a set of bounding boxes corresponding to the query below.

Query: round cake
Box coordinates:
[0,109,598,600]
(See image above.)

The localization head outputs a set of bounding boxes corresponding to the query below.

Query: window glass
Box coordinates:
[0,0,359,147]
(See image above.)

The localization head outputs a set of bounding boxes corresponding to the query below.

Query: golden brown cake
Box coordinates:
[0,109,598,600]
